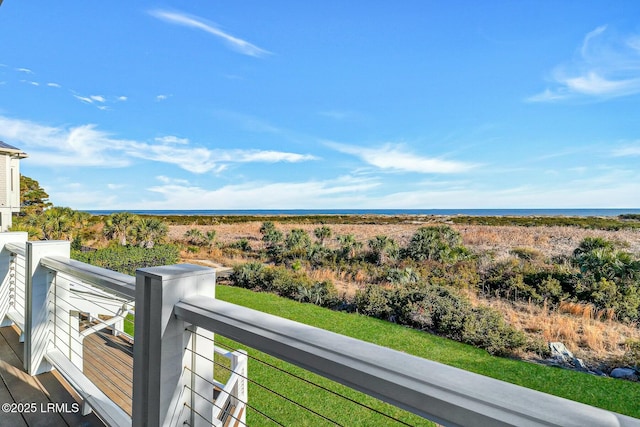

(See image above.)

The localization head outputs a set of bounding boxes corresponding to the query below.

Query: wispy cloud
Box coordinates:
[47,82,61,88]
[16,67,33,74]
[327,142,476,174]
[0,115,317,173]
[149,9,271,58]
[612,142,640,157]
[529,26,640,101]
[155,135,189,145]
[142,175,378,209]
[156,94,169,101]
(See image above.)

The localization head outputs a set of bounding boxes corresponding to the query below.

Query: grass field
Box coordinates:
[214,285,640,424]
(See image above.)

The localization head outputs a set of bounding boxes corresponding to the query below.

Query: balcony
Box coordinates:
[0,231,638,427]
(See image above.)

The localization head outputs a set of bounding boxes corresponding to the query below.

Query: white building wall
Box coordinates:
[0,155,7,207]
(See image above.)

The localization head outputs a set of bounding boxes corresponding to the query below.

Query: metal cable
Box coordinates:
[184,347,343,426]
[47,313,134,384]
[184,384,248,427]
[201,332,416,427]
[51,292,135,358]
[184,372,282,426]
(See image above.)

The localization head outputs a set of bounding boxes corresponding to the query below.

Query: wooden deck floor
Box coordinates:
[0,324,134,427]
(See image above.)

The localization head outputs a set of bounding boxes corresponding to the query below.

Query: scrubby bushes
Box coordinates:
[230,262,336,304]
[404,226,471,262]
[72,244,180,275]
[225,222,640,357]
[355,283,527,355]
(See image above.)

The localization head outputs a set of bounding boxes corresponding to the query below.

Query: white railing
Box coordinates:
[0,232,28,339]
[0,237,247,427]
[1,233,639,427]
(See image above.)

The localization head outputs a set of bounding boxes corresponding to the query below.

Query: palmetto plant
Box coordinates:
[103,212,138,246]
[134,218,168,248]
[313,226,332,246]
[368,235,398,265]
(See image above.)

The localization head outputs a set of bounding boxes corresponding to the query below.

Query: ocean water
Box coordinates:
[85,208,640,217]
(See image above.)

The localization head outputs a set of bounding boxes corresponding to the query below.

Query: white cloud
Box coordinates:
[228,150,317,163]
[149,9,271,58]
[16,68,33,74]
[73,95,94,104]
[0,115,317,173]
[117,96,128,102]
[155,135,189,145]
[156,94,168,101]
[529,26,640,101]
[612,142,640,157]
[327,142,476,174]
[90,95,106,103]
[140,175,378,209]
[47,82,61,88]
[107,184,126,190]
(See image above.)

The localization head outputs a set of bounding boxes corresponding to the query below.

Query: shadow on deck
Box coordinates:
[0,324,135,427]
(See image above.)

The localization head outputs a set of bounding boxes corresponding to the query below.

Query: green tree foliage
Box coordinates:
[103,212,139,246]
[24,206,77,240]
[133,218,168,248]
[19,175,52,216]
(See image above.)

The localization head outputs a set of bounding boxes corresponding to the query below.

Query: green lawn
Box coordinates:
[214,285,640,425]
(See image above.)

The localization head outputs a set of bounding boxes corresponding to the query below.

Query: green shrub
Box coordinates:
[72,244,180,275]
[355,283,527,355]
[404,226,471,262]
[230,262,265,289]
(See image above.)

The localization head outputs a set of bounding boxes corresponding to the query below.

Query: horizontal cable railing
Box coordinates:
[43,263,134,426]
[5,241,26,334]
[41,255,135,299]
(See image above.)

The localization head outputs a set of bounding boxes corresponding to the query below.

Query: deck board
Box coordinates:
[83,330,134,416]
[0,325,105,427]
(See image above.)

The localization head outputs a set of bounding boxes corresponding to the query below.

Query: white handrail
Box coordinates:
[41,256,135,299]
[175,296,640,427]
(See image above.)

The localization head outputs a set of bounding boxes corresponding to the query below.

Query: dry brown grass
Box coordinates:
[483,298,640,364]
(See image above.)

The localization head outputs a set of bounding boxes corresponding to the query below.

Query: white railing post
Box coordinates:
[132,264,216,427]
[24,240,71,375]
[0,232,27,327]
[231,349,247,425]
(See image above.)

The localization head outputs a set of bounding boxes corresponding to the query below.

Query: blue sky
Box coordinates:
[1,1,639,209]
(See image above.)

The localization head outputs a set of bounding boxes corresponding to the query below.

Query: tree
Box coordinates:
[134,218,168,248]
[103,212,138,246]
[27,206,74,240]
[20,175,52,215]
